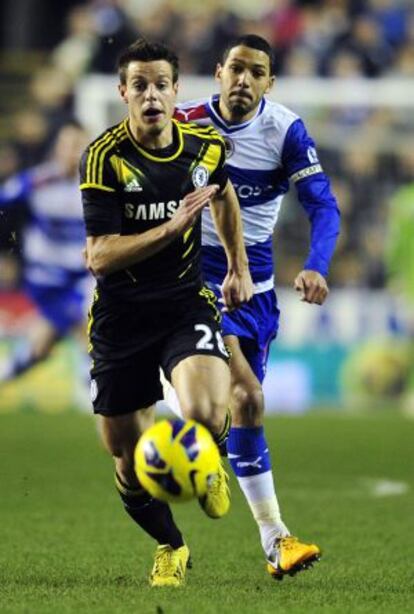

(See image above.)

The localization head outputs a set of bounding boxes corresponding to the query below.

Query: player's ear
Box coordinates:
[118,83,128,104]
[265,75,276,94]
[173,81,179,96]
[215,63,223,82]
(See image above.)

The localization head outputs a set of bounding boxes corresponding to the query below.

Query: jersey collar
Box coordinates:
[205,94,266,134]
[125,118,184,162]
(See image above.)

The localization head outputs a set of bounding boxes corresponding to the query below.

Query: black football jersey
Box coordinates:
[80,118,228,302]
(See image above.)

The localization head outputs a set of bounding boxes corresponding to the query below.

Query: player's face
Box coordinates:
[216,46,275,121]
[54,125,89,177]
[119,60,178,145]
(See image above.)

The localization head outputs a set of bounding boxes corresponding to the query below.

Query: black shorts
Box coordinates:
[89,287,229,416]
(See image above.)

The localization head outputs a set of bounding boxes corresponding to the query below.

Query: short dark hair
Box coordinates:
[222,34,275,75]
[118,38,179,85]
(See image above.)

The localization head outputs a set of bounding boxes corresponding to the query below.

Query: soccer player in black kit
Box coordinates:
[80,39,253,587]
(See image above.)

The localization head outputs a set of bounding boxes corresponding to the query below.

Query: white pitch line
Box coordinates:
[363,478,410,497]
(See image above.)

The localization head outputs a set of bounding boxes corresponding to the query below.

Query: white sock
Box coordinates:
[238,472,290,558]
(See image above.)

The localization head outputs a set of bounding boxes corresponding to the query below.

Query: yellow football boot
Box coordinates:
[198,461,230,519]
[150,544,191,588]
[267,536,321,580]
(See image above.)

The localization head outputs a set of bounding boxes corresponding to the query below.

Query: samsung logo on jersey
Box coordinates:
[124,200,183,220]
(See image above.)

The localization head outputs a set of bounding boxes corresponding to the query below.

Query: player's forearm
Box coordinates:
[87,223,178,276]
[210,182,248,274]
[303,204,341,276]
[297,177,341,276]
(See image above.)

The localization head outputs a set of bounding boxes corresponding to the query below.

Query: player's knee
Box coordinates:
[206,404,228,434]
[231,383,264,427]
[114,455,138,487]
[31,331,57,360]
[181,398,226,434]
[101,428,134,462]
[105,438,123,458]
[104,437,137,485]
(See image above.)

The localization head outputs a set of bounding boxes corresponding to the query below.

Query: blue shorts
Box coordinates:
[208,285,280,383]
[24,281,87,336]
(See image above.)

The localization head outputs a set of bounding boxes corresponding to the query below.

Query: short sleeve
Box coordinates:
[209,140,228,193]
[281,118,324,182]
[79,146,121,236]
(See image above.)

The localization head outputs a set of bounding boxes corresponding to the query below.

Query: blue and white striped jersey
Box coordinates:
[0,162,88,288]
[176,95,340,292]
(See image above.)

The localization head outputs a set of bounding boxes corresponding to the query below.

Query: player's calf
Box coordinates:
[227,425,290,555]
[101,412,187,580]
[115,471,185,549]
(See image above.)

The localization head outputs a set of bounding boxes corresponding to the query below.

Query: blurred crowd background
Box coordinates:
[1,0,414,289]
[0,0,413,412]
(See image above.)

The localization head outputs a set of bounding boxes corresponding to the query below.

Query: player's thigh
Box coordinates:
[100,405,155,458]
[161,301,230,424]
[229,290,279,384]
[171,353,231,414]
[28,316,60,358]
[225,335,264,427]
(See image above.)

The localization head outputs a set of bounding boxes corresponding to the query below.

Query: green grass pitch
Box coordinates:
[0,411,413,613]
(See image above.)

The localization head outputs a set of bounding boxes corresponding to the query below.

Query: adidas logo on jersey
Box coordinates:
[124,178,143,192]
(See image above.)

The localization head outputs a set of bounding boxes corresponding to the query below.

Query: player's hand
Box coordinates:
[221,268,254,311]
[294,269,329,305]
[168,185,219,236]
[83,243,100,277]
[82,245,92,272]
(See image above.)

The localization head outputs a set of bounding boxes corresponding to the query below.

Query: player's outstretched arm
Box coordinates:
[294,269,329,305]
[282,118,340,301]
[86,185,218,276]
[209,180,254,310]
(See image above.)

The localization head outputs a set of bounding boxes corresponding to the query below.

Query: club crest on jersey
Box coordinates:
[224,137,235,158]
[307,146,319,164]
[192,165,209,188]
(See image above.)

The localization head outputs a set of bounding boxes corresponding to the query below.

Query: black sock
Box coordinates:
[213,410,231,457]
[115,473,184,549]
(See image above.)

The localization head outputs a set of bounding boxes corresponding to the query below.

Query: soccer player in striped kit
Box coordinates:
[169,34,341,579]
[0,121,92,393]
